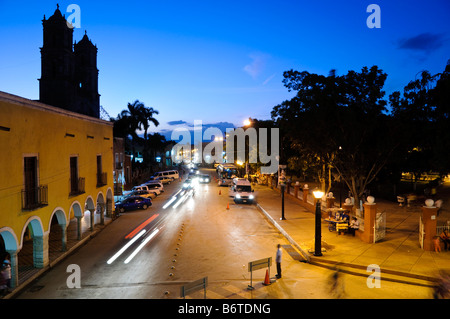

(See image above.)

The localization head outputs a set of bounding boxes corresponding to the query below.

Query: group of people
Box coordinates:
[0,254,11,296]
[330,210,360,236]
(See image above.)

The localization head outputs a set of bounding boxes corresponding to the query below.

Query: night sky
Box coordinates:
[1,1,449,139]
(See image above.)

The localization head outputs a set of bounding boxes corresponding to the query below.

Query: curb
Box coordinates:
[256,203,310,263]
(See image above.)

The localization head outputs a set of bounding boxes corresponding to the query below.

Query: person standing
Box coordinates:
[1,254,11,295]
[275,244,282,279]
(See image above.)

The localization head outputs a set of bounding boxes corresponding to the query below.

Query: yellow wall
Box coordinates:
[0,91,113,249]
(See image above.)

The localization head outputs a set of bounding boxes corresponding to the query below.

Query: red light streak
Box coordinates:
[125,214,159,239]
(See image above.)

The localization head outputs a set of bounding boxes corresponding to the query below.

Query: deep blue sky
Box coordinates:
[1,1,449,138]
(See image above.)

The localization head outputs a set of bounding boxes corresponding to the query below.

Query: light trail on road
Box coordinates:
[107,229,146,264]
[125,214,159,239]
[124,228,160,264]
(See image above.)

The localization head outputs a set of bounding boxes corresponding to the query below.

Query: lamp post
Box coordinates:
[313,188,324,256]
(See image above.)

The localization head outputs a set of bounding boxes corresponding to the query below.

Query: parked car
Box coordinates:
[143,182,164,194]
[115,196,152,213]
[198,174,211,184]
[127,189,157,199]
[153,170,179,181]
[131,185,149,192]
[155,176,172,184]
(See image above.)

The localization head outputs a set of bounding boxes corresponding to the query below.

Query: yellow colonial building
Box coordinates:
[0,91,114,288]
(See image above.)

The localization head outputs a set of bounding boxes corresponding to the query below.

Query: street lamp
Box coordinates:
[313,188,324,256]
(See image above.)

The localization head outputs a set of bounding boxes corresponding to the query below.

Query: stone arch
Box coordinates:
[48,207,68,230]
[84,195,96,231]
[0,227,18,252]
[70,201,83,218]
[19,216,47,269]
[69,201,84,240]
[96,191,105,225]
[85,195,95,211]
[48,207,68,253]
[0,227,19,288]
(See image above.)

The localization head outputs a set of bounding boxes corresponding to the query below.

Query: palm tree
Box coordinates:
[113,100,159,139]
[112,100,160,166]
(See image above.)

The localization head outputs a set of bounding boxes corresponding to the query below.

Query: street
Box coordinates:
[15,169,434,299]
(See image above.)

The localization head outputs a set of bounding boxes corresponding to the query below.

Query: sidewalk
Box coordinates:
[254,183,450,285]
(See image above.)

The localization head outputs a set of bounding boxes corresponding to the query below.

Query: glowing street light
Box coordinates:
[313,188,325,256]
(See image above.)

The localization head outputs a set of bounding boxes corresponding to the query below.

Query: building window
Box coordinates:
[22,156,48,210]
[70,156,85,196]
[97,155,107,187]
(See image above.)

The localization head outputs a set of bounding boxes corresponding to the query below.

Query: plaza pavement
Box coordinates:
[254,182,450,286]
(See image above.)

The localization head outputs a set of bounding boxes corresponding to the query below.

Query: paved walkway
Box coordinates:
[254,182,450,285]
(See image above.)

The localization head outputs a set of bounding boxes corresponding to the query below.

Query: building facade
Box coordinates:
[0,91,114,288]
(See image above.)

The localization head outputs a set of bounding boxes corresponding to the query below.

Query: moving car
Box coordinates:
[198,174,211,184]
[229,178,254,203]
[181,178,196,197]
[115,196,152,213]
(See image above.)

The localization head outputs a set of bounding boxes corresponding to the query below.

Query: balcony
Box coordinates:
[97,172,107,187]
[21,185,48,211]
[70,177,85,196]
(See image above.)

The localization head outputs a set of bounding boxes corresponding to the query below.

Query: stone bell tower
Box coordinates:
[39,4,100,118]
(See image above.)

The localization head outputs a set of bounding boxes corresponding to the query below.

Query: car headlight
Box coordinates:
[236,194,241,199]
[249,195,254,200]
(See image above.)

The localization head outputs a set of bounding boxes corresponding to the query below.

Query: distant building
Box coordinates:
[113,137,132,196]
[39,5,100,118]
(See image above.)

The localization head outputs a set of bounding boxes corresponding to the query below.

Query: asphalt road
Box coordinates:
[15,168,434,300]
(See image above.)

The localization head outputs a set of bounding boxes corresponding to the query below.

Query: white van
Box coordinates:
[229,178,255,203]
[153,170,179,181]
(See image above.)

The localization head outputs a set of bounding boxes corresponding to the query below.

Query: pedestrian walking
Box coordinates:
[275,244,282,279]
[328,267,345,298]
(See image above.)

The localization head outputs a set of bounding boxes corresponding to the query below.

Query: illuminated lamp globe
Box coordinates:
[313,189,324,200]
[366,196,375,204]
[425,199,435,207]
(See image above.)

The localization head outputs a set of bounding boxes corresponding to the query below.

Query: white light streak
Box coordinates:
[107,229,146,264]
[163,196,177,209]
[124,228,160,264]
[173,194,186,209]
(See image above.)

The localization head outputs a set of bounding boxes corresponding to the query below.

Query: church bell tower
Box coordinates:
[39,4,100,118]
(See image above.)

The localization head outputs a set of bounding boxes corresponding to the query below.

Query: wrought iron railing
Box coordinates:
[21,185,48,210]
[97,172,107,187]
[70,177,85,196]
